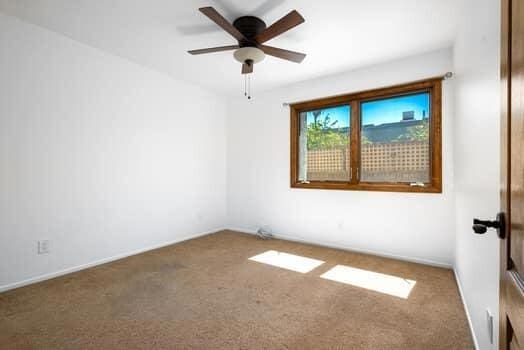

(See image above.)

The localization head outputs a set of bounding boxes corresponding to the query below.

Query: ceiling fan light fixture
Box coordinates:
[189,7,306,99]
[233,47,265,64]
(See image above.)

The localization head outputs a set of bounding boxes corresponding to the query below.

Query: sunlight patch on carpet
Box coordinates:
[320,265,416,299]
[248,250,325,273]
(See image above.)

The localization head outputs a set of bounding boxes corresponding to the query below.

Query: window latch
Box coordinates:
[300,180,310,184]
[409,182,426,187]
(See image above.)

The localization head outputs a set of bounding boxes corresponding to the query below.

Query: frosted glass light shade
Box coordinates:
[233,47,265,64]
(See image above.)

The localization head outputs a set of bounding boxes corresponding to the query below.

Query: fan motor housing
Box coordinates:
[233,16,266,45]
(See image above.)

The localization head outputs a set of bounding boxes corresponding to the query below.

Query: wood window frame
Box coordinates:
[290,77,443,193]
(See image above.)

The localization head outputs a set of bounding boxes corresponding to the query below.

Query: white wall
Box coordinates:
[453,0,500,348]
[0,13,226,290]
[227,49,456,267]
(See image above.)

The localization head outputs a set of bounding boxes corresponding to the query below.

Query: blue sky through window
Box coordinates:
[305,105,350,128]
[304,93,429,129]
[362,93,429,126]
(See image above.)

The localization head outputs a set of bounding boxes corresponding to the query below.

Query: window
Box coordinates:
[298,105,351,182]
[290,78,442,193]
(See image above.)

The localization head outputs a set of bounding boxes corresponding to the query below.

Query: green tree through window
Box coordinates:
[307,111,348,150]
[397,119,429,142]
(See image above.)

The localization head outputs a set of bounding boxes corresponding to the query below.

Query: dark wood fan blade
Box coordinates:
[188,45,239,55]
[258,45,306,63]
[199,7,246,41]
[242,62,253,74]
[254,10,304,43]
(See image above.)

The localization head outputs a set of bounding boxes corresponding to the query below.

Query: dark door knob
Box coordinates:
[472,212,506,239]
[473,224,488,234]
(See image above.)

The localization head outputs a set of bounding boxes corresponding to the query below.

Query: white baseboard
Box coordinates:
[227,226,452,269]
[453,268,480,350]
[0,227,225,293]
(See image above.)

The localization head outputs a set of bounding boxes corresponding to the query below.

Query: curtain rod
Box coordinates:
[282,72,453,107]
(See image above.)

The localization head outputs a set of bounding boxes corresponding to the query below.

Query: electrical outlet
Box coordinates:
[486,309,493,344]
[38,240,50,254]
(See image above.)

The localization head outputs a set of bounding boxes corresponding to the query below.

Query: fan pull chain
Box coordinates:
[247,74,251,100]
[241,74,252,100]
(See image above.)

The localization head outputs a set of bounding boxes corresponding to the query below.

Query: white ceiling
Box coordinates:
[0,0,465,96]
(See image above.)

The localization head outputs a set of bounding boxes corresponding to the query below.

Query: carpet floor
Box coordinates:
[0,230,473,349]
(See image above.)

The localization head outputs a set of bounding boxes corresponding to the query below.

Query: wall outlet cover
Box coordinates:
[38,240,50,254]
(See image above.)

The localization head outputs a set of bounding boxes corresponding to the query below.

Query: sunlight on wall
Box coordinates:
[321,265,416,299]
[248,250,325,273]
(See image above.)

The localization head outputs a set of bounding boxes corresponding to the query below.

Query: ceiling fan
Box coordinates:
[187,7,306,75]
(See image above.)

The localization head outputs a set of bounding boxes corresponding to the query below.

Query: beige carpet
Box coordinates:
[0,230,473,349]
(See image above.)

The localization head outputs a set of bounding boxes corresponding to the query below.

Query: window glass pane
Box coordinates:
[360,93,430,183]
[298,105,351,182]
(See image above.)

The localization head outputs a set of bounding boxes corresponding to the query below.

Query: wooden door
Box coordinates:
[501,1,524,349]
